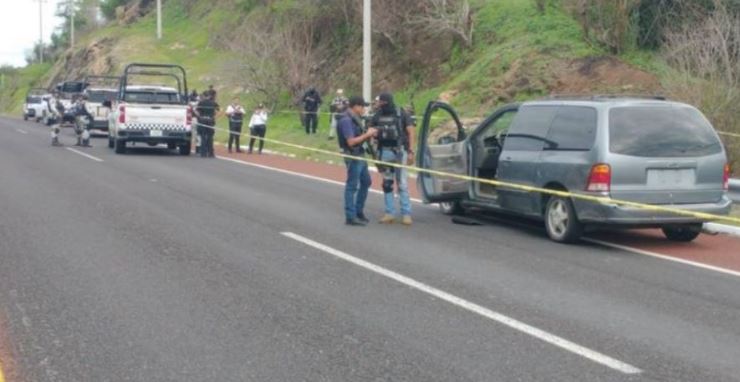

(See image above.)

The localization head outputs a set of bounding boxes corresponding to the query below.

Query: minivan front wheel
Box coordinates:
[662,224,702,242]
[545,196,583,243]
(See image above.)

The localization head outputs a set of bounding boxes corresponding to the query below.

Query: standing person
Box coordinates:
[302,87,322,135]
[247,103,269,155]
[203,85,217,102]
[328,88,348,140]
[369,92,416,226]
[226,98,245,153]
[47,91,63,146]
[194,92,220,158]
[337,96,377,226]
[189,89,199,103]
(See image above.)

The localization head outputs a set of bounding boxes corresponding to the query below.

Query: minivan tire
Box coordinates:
[114,139,126,154]
[544,196,583,243]
[662,224,702,242]
[439,201,465,215]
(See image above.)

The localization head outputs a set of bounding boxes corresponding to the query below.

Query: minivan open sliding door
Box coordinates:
[417,101,469,203]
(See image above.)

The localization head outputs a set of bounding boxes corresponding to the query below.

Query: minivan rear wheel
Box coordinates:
[662,224,702,242]
[545,196,583,243]
[439,201,464,215]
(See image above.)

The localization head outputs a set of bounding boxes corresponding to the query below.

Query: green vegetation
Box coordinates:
[1,0,737,171]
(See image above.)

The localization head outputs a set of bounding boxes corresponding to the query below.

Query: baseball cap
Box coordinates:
[348,96,369,107]
[378,92,394,104]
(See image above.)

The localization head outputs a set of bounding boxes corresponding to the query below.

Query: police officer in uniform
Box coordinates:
[369,93,416,225]
[195,92,220,158]
[337,96,377,226]
[73,95,95,147]
[47,91,64,146]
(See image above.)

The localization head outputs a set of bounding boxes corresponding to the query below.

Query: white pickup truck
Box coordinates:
[82,76,120,132]
[23,89,48,122]
[106,64,192,155]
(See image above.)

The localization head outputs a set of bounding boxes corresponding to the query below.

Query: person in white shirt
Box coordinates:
[248,103,269,154]
[226,98,246,153]
[328,88,348,140]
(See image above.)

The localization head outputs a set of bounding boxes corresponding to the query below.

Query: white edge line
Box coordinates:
[65,147,104,162]
[282,231,642,375]
[583,238,740,278]
[15,128,28,134]
[217,156,424,203]
[217,155,740,278]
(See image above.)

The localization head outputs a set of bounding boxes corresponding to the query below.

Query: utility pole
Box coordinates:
[362,0,372,103]
[36,0,44,63]
[69,0,75,49]
[157,0,162,39]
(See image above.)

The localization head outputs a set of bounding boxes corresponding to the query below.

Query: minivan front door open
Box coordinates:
[417,101,469,203]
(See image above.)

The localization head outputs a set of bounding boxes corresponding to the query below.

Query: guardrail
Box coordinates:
[730,179,740,203]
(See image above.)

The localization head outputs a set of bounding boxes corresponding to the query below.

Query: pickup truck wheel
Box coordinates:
[23,115,28,121]
[108,137,115,148]
[544,196,583,243]
[439,201,465,215]
[167,143,177,150]
[178,142,192,156]
[114,139,126,154]
[662,224,702,242]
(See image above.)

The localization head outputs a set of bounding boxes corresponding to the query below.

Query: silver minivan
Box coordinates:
[416,97,732,243]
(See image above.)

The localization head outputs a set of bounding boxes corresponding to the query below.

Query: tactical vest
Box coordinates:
[376,109,404,149]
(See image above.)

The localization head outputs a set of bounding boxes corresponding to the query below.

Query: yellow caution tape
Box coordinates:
[196,123,740,225]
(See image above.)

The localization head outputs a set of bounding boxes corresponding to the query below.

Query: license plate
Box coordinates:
[647,169,696,188]
[149,130,163,137]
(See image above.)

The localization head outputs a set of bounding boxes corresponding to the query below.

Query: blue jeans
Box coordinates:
[344,158,372,221]
[380,149,411,216]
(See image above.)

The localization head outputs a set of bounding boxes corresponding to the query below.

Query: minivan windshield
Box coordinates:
[609,105,722,157]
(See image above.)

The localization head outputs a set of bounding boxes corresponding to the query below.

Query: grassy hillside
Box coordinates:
[1,0,737,170]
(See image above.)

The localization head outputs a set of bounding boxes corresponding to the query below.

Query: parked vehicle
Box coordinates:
[22,88,49,122]
[82,75,120,133]
[43,81,86,126]
[106,63,192,155]
[417,96,732,243]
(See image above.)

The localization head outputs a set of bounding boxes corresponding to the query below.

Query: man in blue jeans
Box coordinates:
[337,96,377,226]
[369,93,416,225]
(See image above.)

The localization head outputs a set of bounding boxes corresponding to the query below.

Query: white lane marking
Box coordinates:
[15,128,28,134]
[282,232,642,375]
[217,156,425,203]
[584,238,740,278]
[218,154,740,277]
[65,147,104,162]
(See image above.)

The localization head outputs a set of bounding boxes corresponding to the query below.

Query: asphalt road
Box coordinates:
[1,117,739,381]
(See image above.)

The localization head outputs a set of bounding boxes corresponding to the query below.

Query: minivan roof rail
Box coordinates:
[546,94,667,101]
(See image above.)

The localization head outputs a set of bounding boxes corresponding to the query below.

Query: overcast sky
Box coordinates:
[0,0,63,67]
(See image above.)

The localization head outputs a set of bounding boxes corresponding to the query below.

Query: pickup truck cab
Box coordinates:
[417,97,731,244]
[56,81,86,126]
[107,64,192,155]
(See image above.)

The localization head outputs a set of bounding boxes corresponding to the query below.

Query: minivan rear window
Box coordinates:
[545,106,597,151]
[609,106,722,157]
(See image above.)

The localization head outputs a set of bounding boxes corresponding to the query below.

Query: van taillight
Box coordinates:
[586,164,611,192]
[723,164,730,191]
[118,105,126,124]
